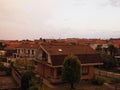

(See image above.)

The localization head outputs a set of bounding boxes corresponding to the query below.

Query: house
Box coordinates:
[5,43,20,57]
[35,44,103,84]
[15,43,39,60]
[0,50,6,57]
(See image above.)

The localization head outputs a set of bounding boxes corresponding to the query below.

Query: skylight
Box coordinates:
[58,49,62,52]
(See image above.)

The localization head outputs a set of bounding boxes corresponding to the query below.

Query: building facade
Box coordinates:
[15,43,39,60]
[35,44,103,84]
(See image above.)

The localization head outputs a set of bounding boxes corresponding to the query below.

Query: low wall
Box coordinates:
[11,66,22,87]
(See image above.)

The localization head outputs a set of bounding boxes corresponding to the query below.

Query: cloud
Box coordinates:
[107,0,120,7]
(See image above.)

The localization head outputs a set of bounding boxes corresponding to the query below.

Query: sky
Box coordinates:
[0,0,120,40]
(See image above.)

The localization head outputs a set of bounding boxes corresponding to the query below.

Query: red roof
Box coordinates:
[110,39,120,48]
[40,44,102,66]
[5,43,20,50]
[41,45,97,55]
[17,43,40,49]
[51,54,102,66]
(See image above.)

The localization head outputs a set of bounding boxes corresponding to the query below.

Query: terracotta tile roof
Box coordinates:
[110,39,120,48]
[41,44,102,66]
[77,39,106,45]
[41,42,68,46]
[51,54,102,66]
[41,45,97,55]
[5,43,20,50]
[110,39,120,44]
[17,43,40,49]
[114,44,120,48]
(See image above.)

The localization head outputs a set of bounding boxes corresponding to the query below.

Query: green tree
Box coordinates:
[0,42,7,50]
[100,53,117,69]
[96,44,102,53]
[62,54,81,90]
[21,71,34,90]
[108,44,116,57]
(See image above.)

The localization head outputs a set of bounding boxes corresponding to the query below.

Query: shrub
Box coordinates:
[92,76,104,85]
[111,79,120,84]
[29,86,38,90]
[0,57,7,62]
[0,62,4,71]
[5,67,11,75]
[29,79,37,87]
[21,71,35,90]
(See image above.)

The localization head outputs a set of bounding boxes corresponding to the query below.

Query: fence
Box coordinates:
[95,69,120,79]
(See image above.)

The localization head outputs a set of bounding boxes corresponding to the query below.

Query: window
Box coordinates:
[82,67,89,75]
[32,50,34,55]
[28,50,30,54]
[57,68,62,76]
[22,49,23,53]
[42,51,47,61]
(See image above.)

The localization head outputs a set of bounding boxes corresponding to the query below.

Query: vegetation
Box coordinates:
[92,76,105,85]
[12,59,36,90]
[0,62,11,75]
[0,57,7,62]
[93,75,120,84]
[108,44,117,57]
[0,42,7,50]
[21,71,35,90]
[29,86,38,90]
[62,54,81,89]
[96,44,102,53]
[99,53,117,69]
[35,83,112,90]
[5,67,11,75]
[14,59,35,70]
[0,62,4,70]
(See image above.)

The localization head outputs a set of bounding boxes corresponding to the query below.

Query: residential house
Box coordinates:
[0,50,6,57]
[90,43,109,54]
[5,43,20,57]
[35,44,103,84]
[15,43,39,60]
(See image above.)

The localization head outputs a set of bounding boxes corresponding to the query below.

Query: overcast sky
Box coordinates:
[0,0,120,40]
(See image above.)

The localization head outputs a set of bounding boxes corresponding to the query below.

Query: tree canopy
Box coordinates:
[108,44,116,57]
[21,71,34,90]
[62,54,81,89]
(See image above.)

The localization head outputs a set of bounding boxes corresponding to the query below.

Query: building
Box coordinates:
[35,44,103,84]
[15,43,39,60]
[5,43,20,57]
